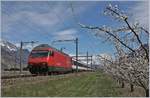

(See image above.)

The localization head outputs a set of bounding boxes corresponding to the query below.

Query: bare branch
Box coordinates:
[140,27,149,35]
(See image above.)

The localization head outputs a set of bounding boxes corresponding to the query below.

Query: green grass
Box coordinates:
[2,71,123,97]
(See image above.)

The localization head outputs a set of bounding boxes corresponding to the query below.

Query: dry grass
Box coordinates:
[116,84,145,97]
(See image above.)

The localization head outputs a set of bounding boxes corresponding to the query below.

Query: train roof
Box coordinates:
[32,44,70,57]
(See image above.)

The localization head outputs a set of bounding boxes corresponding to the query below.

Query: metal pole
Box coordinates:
[76,38,78,72]
[87,51,88,66]
[91,55,92,69]
[14,52,17,74]
[19,41,38,74]
[31,41,34,47]
[19,41,23,73]
[60,47,65,52]
[60,48,63,52]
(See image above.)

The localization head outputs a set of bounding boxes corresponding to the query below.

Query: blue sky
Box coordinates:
[1,1,149,57]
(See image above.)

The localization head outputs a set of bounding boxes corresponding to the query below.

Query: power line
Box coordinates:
[47,2,67,28]
[70,2,79,24]
[69,2,106,55]
[69,2,100,55]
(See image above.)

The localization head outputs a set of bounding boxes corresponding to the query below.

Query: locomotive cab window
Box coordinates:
[49,51,54,56]
[30,51,49,58]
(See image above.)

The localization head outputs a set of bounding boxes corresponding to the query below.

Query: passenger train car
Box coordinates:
[28,44,92,74]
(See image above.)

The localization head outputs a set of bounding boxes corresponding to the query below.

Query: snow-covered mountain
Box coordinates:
[1,40,30,70]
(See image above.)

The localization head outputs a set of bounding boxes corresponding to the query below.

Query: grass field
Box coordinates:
[1,71,145,97]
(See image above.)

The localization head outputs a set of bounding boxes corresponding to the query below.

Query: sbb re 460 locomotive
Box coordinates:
[28,44,92,74]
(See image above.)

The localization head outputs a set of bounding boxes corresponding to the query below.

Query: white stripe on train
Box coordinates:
[72,65,92,71]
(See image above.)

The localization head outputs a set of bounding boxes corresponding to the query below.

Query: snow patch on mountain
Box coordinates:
[0,40,18,51]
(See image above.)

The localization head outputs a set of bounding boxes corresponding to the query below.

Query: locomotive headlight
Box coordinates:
[42,62,47,65]
[29,62,33,65]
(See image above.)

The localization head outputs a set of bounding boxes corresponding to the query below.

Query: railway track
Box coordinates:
[1,74,50,88]
[1,74,37,79]
[1,72,90,89]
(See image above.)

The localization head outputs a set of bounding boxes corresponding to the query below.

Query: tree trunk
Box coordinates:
[130,84,134,92]
[146,89,149,97]
[121,82,125,88]
[118,79,121,85]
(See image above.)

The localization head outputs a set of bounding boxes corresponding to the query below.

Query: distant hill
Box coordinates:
[1,40,30,70]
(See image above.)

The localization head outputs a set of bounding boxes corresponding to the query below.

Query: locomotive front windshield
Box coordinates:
[30,51,53,58]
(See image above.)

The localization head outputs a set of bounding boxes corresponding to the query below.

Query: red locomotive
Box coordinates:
[28,44,92,74]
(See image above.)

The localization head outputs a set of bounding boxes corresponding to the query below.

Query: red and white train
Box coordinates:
[28,44,92,74]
